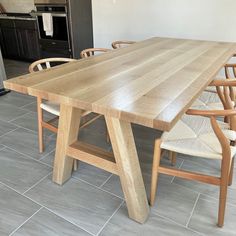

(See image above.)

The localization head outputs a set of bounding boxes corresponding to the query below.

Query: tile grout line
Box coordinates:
[0,127,19,139]
[197,195,220,204]
[4,121,56,138]
[8,206,43,236]
[7,111,32,123]
[186,193,200,227]
[0,145,53,169]
[7,123,40,135]
[0,110,30,124]
[2,143,123,200]
[72,176,124,201]
[40,207,95,236]
[0,153,231,232]
[0,180,95,236]
[19,101,36,109]
[38,148,55,162]
[96,200,125,236]
[44,208,95,236]
[98,173,113,188]
[171,180,236,208]
[200,193,236,208]
[22,172,53,195]
[152,212,204,236]
[171,158,185,183]
[176,159,222,179]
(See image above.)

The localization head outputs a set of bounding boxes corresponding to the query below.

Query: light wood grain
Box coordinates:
[52,105,82,184]
[105,116,149,223]
[67,141,118,175]
[5,37,236,131]
[37,97,44,153]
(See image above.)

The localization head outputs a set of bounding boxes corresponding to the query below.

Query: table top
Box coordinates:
[4,37,236,131]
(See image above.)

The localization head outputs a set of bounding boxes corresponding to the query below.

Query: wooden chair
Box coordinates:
[29,58,102,156]
[169,66,236,167]
[150,79,236,227]
[80,48,111,58]
[111,40,136,49]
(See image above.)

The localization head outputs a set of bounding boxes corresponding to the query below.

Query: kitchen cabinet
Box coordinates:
[1,28,19,58]
[0,19,19,59]
[15,20,41,61]
[0,29,4,56]
[18,29,41,60]
[0,18,41,61]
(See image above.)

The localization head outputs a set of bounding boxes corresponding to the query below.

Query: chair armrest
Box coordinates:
[186,109,236,117]
[209,79,236,87]
[225,63,236,67]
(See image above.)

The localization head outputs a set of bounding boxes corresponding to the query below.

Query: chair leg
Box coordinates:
[170,151,177,166]
[218,182,229,227]
[106,131,110,143]
[150,138,162,206]
[228,157,235,186]
[73,160,78,171]
[218,158,231,227]
[37,97,44,153]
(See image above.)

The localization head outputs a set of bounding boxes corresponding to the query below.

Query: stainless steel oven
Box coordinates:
[32,0,72,58]
[31,0,94,59]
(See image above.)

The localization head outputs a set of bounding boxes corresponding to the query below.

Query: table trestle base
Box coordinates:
[67,141,118,175]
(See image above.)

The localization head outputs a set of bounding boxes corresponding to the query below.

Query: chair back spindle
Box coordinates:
[29,58,76,73]
[111,40,136,49]
[80,48,111,59]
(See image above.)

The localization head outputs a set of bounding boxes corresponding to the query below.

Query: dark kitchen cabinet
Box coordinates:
[24,30,41,60]
[1,28,19,58]
[0,19,20,59]
[0,28,6,56]
[40,40,71,58]
[0,18,41,61]
[16,20,41,61]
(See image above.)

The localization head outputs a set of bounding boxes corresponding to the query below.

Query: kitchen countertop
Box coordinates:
[0,13,36,21]
[0,15,36,21]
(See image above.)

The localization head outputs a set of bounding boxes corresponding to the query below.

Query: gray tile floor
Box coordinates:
[0,60,236,235]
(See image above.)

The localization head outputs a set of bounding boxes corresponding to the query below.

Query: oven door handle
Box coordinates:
[30,12,66,17]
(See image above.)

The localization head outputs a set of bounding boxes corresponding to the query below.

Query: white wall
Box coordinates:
[1,0,236,48]
[0,0,34,13]
[92,0,236,47]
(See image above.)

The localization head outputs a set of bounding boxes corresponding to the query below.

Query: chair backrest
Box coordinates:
[210,79,236,130]
[29,58,77,73]
[225,63,236,79]
[80,48,111,58]
[187,79,236,160]
[224,63,236,101]
[216,83,234,109]
[111,40,136,49]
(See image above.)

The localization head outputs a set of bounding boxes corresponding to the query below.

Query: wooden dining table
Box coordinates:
[4,37,236,224]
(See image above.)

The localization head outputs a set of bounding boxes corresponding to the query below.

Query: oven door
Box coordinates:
[36,13,69,41]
